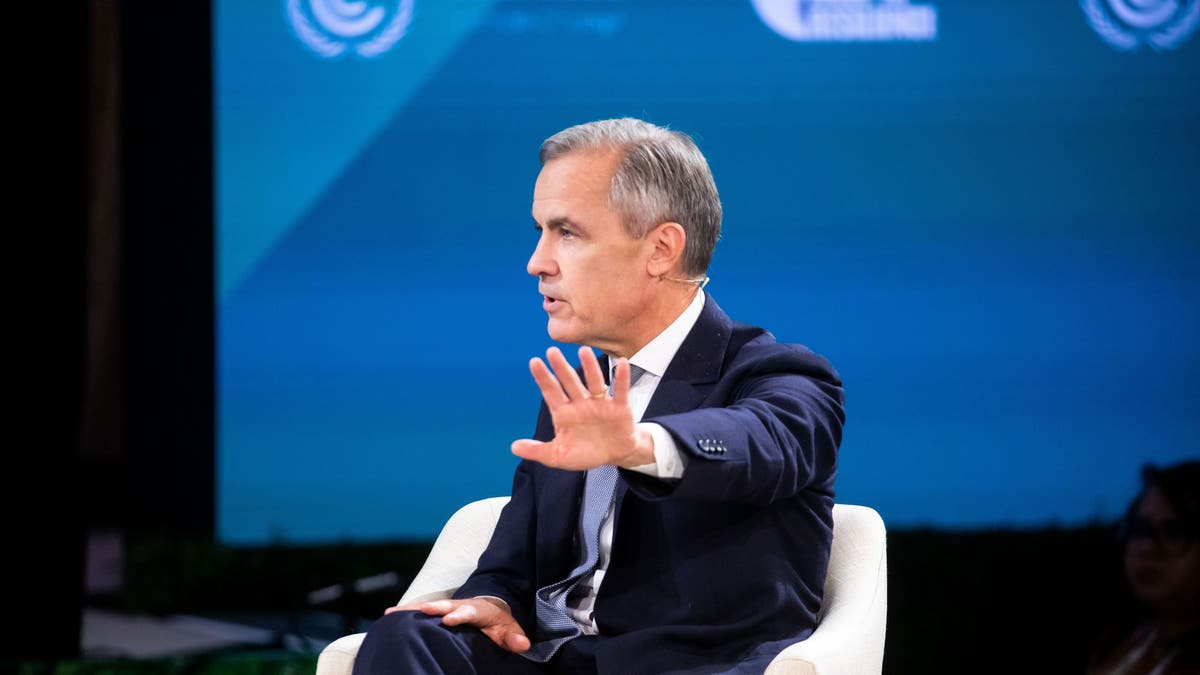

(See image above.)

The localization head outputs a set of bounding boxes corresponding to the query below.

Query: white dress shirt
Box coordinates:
[565,289,705,633]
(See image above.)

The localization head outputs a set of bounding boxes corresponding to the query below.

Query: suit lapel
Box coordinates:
[641,294,732,418]
[613,295,734,519]
[599,295,733,418]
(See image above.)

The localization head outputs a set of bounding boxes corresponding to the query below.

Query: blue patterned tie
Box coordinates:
[524,364,645,661]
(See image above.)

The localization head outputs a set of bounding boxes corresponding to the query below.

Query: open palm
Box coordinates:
[511,346,645,470]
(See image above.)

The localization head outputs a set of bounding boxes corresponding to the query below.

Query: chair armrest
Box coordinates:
[316,497,511,675]
[315,633,366,675]
[398,496,511,605]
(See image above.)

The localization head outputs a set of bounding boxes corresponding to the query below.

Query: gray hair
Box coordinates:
[539,118,722,276]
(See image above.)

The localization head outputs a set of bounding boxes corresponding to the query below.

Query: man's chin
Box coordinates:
[545,319,582,345]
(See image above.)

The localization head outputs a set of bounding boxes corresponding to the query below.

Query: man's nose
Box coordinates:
[527,237,556,278]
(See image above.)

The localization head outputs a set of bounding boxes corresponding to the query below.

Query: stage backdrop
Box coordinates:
[215,0,1199,544]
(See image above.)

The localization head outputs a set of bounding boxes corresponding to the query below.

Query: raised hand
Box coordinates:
[511,346,654,470]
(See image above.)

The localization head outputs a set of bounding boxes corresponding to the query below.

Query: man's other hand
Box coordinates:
[511,346,654,470]
[384,598,531,653]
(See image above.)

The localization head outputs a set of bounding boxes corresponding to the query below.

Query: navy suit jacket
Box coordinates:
[455,296,844,674]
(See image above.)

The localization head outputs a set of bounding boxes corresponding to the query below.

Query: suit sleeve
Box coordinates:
[625,343,844,505]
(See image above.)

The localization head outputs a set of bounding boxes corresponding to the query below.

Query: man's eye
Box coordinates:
[560,228,575,238]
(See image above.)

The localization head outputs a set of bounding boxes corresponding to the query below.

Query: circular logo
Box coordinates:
[1081,0,1200,51]
[287,0,415,59]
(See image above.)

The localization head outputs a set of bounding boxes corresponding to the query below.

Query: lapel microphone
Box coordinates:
[662,275,711,290]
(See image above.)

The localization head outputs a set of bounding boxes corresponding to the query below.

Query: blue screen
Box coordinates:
[216,0,1200,544]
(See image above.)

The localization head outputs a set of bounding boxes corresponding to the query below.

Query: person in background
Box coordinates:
[1087,460,1200,675]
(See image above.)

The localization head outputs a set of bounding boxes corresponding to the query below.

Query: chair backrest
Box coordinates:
[763,504,888,675]
[397,496,512,605]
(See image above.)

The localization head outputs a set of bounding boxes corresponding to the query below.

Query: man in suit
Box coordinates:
[353,118,844,674]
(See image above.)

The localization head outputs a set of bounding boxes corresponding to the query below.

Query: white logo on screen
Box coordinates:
[1082,0,1200,51]
[287,0,414,58]
[750,0,938,43]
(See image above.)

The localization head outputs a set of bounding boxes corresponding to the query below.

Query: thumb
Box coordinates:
[511,439,547,460]
[485,619,529,654]
[480,609,530,654]
[504,629,531,653]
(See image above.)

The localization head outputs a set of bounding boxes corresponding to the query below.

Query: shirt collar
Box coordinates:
[625,290,706,380]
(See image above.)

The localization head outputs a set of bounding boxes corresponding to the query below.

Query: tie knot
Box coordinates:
[629,364,647,385]
[609,363,647,384]
[607,363,646,396]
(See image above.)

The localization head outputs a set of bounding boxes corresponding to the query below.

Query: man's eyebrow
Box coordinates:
[534,217,580,231]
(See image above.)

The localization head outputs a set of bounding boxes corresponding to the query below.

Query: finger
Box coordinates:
[384,603,420,615]
[612,358,631,406]
[504,628,531,653]
[511,439,551,464]
[546,347,589,400]
[440,603,479,626]
[484,624,531,654]
[529,357,568,408]
[579,346,607,398]
[417,600,454,616]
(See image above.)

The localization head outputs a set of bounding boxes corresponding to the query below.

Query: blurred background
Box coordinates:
[22,0,1198,673]
[217,0,1199,542]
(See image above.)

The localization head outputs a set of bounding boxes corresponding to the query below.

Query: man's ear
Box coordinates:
[645,221,686,277]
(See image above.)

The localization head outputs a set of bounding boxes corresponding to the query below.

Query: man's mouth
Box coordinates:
[540,285,562,301]
[541,293,565,312]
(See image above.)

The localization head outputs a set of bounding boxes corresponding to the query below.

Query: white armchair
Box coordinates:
[317,498,887,675]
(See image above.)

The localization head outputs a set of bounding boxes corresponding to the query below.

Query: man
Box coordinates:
[353,118,844,674]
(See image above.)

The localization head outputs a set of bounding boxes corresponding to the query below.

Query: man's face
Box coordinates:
[528,149,655,356]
